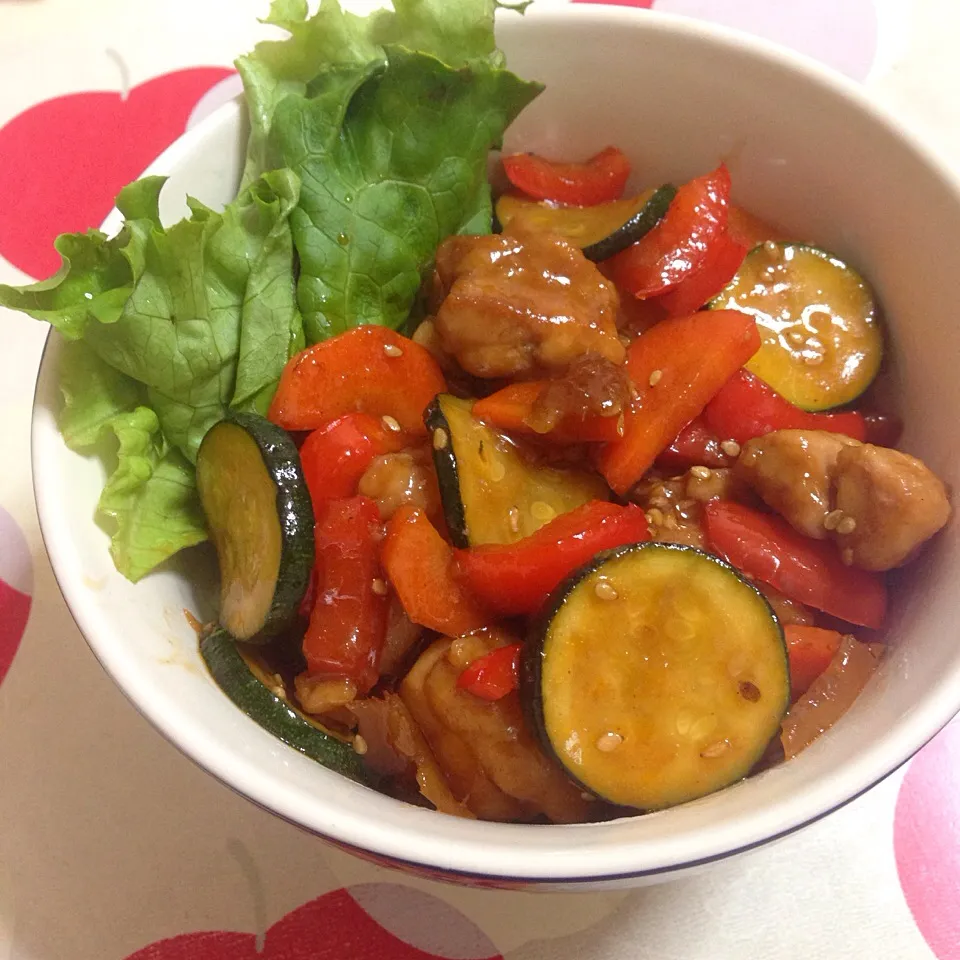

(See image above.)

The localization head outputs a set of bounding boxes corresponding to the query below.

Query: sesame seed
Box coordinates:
[690,465,712,480]
[595,731,623,752]
[701,739,730,759]
[648,369,663,387]
[353,734,369,756]
[383,343,403,358]
[646,507,664,527]
[432,427,449,450]
[739,680,761,702]
[720,440,741,458]
[823,509,845,531]
[594,580,619,601]
[508,507,521,534]
[841,547,855,566]
[531,500,556,522]
[381,415,402,433]
[837,516,857,535]
[371,578,388,596]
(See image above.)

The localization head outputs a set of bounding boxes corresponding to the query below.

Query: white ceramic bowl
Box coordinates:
[32,6,960,888]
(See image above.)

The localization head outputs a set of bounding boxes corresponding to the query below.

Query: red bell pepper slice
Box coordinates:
[303,496,388,692]
[598,309,761,495]
[784,624,844,701]
[502,146,631,207]
[381,506,491,637]
[602,164,732,299]
[702,500,886,628]
[726,204,786,249]
[656,231,748,317]
[457,643,523,701]
[703,369,868,446]
[268,325,446,436]
[472,381,622,444]
[657,416,732,471]
[455,501,650,616]
[299,413,409,507]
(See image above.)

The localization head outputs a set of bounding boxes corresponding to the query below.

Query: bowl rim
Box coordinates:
[30,2,960,883]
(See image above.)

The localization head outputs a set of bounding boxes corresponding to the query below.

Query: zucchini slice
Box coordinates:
[200,629,373,785]
[196,412,313,643]
[711,242,882,411]
[523,542,789,810]
[495,186,677,262]
[426,394,608,548]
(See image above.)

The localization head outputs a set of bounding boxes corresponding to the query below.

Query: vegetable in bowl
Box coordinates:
[5,0,952,825]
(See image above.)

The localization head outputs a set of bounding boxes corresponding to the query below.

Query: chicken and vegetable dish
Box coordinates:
[3,0,950,822]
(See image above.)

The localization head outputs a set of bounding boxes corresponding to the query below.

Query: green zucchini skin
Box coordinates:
[523,541,789,810]
[582,184,677,261]
[425,396,469,548]
[196,411,314,643]
[201,629,374,786]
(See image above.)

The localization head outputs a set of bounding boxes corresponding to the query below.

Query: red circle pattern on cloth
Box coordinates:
[123,885,502,960]
[0,66,233,279]
[894,720,960,960]
[0,504,32,687]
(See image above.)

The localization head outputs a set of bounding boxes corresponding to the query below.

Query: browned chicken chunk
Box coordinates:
[833,443,951,571]
[358,448,440,521]
[735,429,951,571]
[431,229,624,378]
[400,632,593,823]
[735,429,860,539]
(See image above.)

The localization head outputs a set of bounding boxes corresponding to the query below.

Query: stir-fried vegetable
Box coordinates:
[502,146,631,206]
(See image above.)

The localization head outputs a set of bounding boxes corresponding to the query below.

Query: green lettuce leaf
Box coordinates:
[2,170,302,461]
[97,410,208,583]
[57,341,208,581]
[238,0,540,340]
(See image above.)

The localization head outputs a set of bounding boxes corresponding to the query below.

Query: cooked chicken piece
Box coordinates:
[735,429,860,539]
[431,229,624,378]
[358,448,440,521]
[400,633,593,823]
[833,443,951,571]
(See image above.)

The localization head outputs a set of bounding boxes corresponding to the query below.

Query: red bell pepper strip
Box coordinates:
[381,506,491,637]
[502,146,631,207]
[602,164,732,299]
[457,643,523,701]
[455,501,650,616]
[703,369,868,447]
[268,325,446,436]
[784,624,844,701]
[726,204,786,249]
[299,413,409,507]
[702,500,886,629]
[472,381,622,444]
[657,416,732,471]
[598,309,761,495]
[303,496,388,692]
[656,231,748,317]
